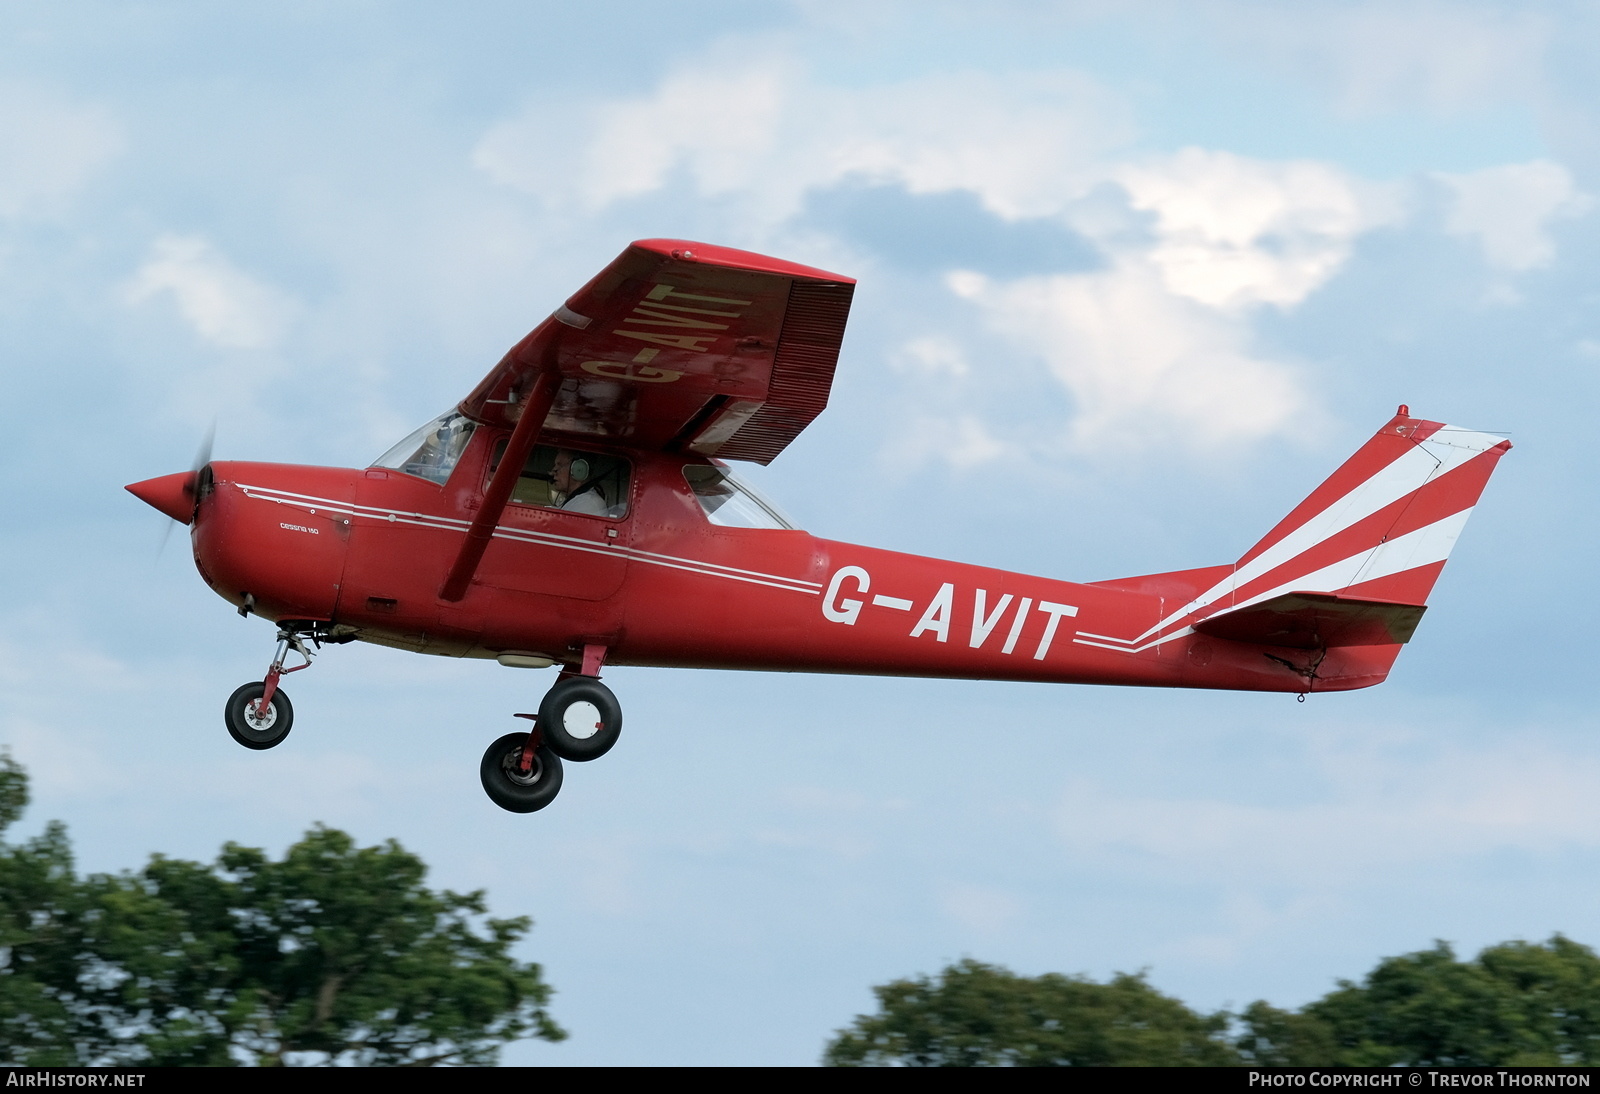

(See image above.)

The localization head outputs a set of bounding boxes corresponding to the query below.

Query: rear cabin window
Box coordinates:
[489,442,631,520]
[683,464,796,530]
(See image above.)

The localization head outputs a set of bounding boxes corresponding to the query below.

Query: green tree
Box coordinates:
[0,754,564,1066]
[0,751,85,1065]
[835,938,1600,1067]
[824,958,1239,1066]
[1238,937,1600,1066]
[1231,999,1340,1066]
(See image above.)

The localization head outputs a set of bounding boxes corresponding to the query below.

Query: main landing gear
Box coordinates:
[222,627,618,815]
[480,646,622,814]
[224,622,348,750]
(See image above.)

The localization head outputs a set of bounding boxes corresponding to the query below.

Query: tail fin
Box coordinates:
[1218,407,1509,615]
[1106,408,1511,656]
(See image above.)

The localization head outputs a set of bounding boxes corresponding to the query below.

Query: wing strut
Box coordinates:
[439,362,560,603]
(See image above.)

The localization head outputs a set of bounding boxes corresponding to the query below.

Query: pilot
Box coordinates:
[551,450,608,516]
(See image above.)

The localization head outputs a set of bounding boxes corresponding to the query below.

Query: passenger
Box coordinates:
[552,450,607,516]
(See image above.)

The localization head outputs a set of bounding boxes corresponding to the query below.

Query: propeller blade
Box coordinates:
[183,421,216,505]
[140,423,216,558]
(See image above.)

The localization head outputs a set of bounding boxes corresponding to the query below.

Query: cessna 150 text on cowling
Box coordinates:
[126,239,1511,813]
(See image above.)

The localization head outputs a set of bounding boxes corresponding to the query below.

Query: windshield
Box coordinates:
[373,411,476,485]
[683,463,797,529]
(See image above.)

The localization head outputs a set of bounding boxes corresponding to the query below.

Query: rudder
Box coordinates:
[1088,407,1510,683]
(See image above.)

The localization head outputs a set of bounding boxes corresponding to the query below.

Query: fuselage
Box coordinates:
[181,426,1393,695]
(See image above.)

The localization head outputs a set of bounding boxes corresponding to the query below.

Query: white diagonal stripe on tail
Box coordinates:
[1127,427,1503,643]
[1194,507,1475,627]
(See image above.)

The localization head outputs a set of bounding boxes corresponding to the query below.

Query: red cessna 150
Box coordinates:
[127,239,1511,813]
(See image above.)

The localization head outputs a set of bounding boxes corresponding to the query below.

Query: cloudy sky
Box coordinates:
[3,0,1598,1065]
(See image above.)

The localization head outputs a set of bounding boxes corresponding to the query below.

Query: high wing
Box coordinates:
[459,239,855,464]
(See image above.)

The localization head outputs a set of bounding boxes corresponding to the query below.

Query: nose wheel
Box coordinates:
[223,622,348,751]
[226,682,294,749]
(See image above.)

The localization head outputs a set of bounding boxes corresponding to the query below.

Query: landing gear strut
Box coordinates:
[480,644,622,813]
[224,622,346,750]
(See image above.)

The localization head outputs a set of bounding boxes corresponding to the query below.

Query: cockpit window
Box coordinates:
[489,441,632,520]
[373,411,476,485]
[683,464,797,530]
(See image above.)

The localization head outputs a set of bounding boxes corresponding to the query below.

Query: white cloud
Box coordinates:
[881,408,1019,472]
[1115,148,1399,311]
[476,64,790,212]
[474,59,1131,229]
[124,235,298,350]
[948,263,1306,452]
[932,150,1388,452]
[1439,160,1590,272]
[890,336,969,378]
[0,83,122,218]
[876,340,1017,468]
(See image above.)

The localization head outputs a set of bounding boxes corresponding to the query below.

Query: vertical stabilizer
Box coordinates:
[1220,408,1510,614]
[1098,408,1510,660]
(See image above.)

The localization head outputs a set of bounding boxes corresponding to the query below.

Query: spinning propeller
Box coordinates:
[127,425,215,553]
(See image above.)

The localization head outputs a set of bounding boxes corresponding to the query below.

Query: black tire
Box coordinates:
[225,682,293,750]
[537,677,622,762]
[480,732,564,813]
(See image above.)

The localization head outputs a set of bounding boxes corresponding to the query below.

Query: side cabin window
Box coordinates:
[489,441,632,520]
[372,411,477,485]
[683,463,797,530]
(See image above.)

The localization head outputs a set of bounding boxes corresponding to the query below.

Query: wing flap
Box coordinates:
[461,240,854,463]
[1192,592,1427,649]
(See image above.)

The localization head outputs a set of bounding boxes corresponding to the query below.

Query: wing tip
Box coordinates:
[629,238,855,284]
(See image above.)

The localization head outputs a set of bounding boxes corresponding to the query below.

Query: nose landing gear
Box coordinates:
[480,643,622,813]
[224,622,348,750]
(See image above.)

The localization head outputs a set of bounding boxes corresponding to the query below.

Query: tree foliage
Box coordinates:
[830,939,1600,1067]
[824,958,1238,1066]
[1239,938,1600,1066]
[0,752,564,1066]
[0,753,81,1065]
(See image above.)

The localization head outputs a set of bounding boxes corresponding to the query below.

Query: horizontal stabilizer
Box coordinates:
[1193,592,1426,649]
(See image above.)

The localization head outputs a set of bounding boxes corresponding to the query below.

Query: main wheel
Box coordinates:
[480,732,564,813]
[537,677,622,762]
[225,682,294,750]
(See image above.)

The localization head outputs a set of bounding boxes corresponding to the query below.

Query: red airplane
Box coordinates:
[126,239,1512,813]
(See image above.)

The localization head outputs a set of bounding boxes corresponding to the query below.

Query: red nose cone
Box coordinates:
[126,472,196,524]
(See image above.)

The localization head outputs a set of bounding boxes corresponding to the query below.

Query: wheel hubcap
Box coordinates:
[245,699,278,731]
[562,700,603,741]
[504,749,543,786]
